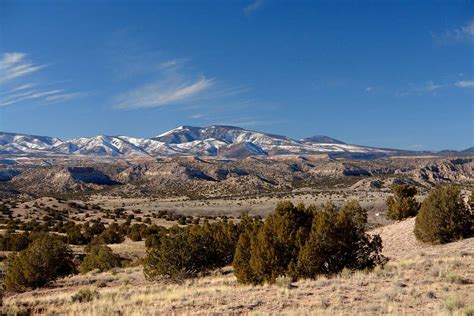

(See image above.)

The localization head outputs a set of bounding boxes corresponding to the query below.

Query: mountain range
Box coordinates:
[0,125,471,159]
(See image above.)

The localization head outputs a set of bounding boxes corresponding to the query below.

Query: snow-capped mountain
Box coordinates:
[0,125,465,158]
[152,125,389,156]
[0,132,62,155]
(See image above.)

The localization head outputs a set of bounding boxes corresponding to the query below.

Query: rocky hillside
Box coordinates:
[1,156,472,198]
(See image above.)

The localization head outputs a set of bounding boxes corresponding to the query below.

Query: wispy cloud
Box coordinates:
[0,52,84,107]
[397,79,474,96]
[423,81,445,92]
[0,89,63,107]
[244,0,264,16]
[432,20,474,43]
[0,87,85,107]
[115,77,214,109]
[159,58,189,70]
[107,31,259,119]
[0,52,46,83]
[455,80,474,89]
[11,83,35,92]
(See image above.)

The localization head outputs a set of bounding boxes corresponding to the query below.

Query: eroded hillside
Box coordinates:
[0,156,472,199]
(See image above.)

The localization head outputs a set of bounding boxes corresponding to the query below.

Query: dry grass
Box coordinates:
[3,219,473,315]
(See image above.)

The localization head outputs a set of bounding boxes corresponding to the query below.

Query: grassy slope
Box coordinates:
[3,218,474,315]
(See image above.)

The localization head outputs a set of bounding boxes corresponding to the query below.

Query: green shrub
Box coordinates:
[92,223,125,244]
[4,235,75,292]
[414,185,472,244]
[464,306,474,316]
[444,296,464,313]
[144,220,242,281]
[80,244,122,274]
[71,288,100,303]
[386,184,420,220]
[66,225,91,245]
[127,224,143,241]
[0,232,31,251]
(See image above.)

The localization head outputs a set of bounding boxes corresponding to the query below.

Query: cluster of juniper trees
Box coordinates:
[1,184,472,292]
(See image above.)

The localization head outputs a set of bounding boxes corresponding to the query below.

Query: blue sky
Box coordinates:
[0,0,473,150]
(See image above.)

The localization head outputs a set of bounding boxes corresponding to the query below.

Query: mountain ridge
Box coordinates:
[0,126,471,159]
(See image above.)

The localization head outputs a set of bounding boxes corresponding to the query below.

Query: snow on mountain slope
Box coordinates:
[0,132,62,154]
[154,125,297,147]
[53,135,145,157]
[0,126,412,158]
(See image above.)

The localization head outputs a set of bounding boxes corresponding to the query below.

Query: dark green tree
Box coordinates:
[414,185,472,244]
[80,244,122,274]
[4,235,75,292]
[296,202,384,278]
[386,184,420,220]
[233,201,385,285]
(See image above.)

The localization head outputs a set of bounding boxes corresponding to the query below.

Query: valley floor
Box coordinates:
[3,219,473,315]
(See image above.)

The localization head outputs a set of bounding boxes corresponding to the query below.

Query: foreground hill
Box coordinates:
[2,125,471,158]
[3,218,472,315]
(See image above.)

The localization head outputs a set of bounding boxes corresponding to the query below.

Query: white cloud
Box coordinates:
[160,60,179,69]
[397,78,474,96]
[0,89,63,107]
[0,52,25,66]
[433,20,474,43]
[45,92,85,102]
[365,86,374,92]
[115,77,214,109]
[0,52,84,107]
[461,20,474,37]
[190,113,205,119]
[244,0,264,15]
[159,58,189,70]
[424,81,444,92]
[455,80,474,89]
[11,83,35,92]
[0,52,46,83]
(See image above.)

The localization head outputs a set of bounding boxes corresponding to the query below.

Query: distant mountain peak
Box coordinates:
[301,135,345,144]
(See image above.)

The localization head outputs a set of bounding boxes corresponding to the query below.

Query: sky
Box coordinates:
[0,0,473,151]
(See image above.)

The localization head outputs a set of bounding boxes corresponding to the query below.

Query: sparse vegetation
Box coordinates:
[71,288,100,303]
[0,182,472,314]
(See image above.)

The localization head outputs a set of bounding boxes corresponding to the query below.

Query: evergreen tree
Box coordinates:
[415,185,472,244]
[386,184,420,220]
[4,235,75,292]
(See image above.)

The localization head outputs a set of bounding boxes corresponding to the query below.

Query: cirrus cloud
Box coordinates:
[432,20,474,43]
[114,77,214,109]
[0,52,84,107]
[0,52,46,83]
[455,80,474,89]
